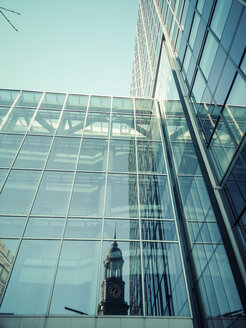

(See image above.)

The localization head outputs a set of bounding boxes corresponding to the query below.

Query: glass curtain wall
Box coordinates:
[0,89,190,317]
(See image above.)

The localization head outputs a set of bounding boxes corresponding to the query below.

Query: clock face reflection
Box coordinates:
[108,283,122,298]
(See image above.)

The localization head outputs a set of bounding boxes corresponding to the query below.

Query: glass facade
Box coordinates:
[0,91,191,319]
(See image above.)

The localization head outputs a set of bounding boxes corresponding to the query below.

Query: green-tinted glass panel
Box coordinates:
[0,169,8,188]
[29,110,61,135]
[103,219,139,239]
[141,220,177,241]
[0,107,10,125]
[78,138,108,171]
[65,218,102,238]
[135,99,155,115]
[111,114,135,138]
[1,108,35,133]
[0,90,19,106]
[166,118,191,141]
[210,0,232,39]
[69,172,105,217]
[32,171,73,216]
[0,240,59,314]
[46,137,80,170]
[24,217,65,238]
[50,241,100,315]
[200,33,218,80]
[15,91,42,107]
[105,174,138,218]
[14,135,52,169]
[171,142,201,175]
[40,93,66,109]
[137,141,165,173]
[0,170,41,215]
[65,94,88,111]
[89,96,111,112]
[0,216,26,237]
[84,112,109,137]
[57,111,85,136]
[108,139,136,172]
[0,134,24,167]
[135,115,161,140]
[112,97,133,114]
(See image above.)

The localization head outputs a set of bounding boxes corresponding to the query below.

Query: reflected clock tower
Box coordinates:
[98,233,129,315]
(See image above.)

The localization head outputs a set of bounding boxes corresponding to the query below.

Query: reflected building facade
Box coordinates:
[0,1,245,328]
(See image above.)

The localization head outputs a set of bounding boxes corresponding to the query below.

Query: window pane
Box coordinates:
[210,0,232,39]
[104,219,139,240]
[112,114,135,138]
[0,90,19,106]
[89,96,111,113]
[0,170,41,215]
[46,137,80,170]
[108,140,136,172]
[105,174,138,218]
[142,242,190,316]
[24,217,65,238]
[29,110,61,135]
[171,142,201,175]
[84,113,109,137]
[1,107,35,133]
[0,239,19,302]
[65,218,102,238]
[112,97,133,114]
[166,118,191,141]
[200,33,218,80]
[99,241,143,315]
[69,172,105,217]
[139,175,173,219]
[15,91,42,107]
[50,241,100,315]
[141,220,177,241]
[135,99,155,115]
[77,138,108,171]
[40,93,66,109]
[137,141,166,173]
[0,240,59,314]
[0,107,11,125]
[14,135,52,169]
[65,94,88,111]
[0,134,24,167]
[136,115,161,140]
[32,171,73,216]
[57,111,85,136]
[0,216,26,237]
[0,169,8,188]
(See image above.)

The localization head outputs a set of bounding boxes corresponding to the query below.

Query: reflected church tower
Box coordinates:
[98,231,129,315]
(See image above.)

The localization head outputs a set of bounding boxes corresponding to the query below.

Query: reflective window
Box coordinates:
[104,219,139,240]
[46,137,80,170]
[141,220,177,241]
[65,218,102,238]
[57,111,85,136]
[139,175,173,219]
[111,114,135,138]
[108,140,136,172]
[0,217,26,237]
[189,13,200,49]
[78,138,108,171]
[0,170,41,215]
[15,91,42,108]
[0,90,19,106]
[89,96,111,113]
[0,169,8,188]
[142,242,190,316]
[0,134,24,167]
[32,171,73,216]
[136,115,161,140]
[0,240,59,314]
[112,97,133,114]
[210,0,232,39]
[105,174,138,218]
[1,107,35,133]
[40,93,66,109]
[99,241,143,315]
[14,135,52,169]
[171,142,201,175]
[84,112,109,137]
[50,241,100,315]
[65,94,88,111]
[166,118,191,142]
[200,33,218,80]
[135,99,155,115]
[29,110,61,135]
[0,239,19,303]
[69,172,105,217]
[137,141,166,173]
[24,217,65,238]
[0,107,10,125]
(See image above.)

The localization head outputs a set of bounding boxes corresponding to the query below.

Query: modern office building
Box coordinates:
[0,1,245,328]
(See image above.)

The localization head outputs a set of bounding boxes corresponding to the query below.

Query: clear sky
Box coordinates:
[0,0,139,96]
